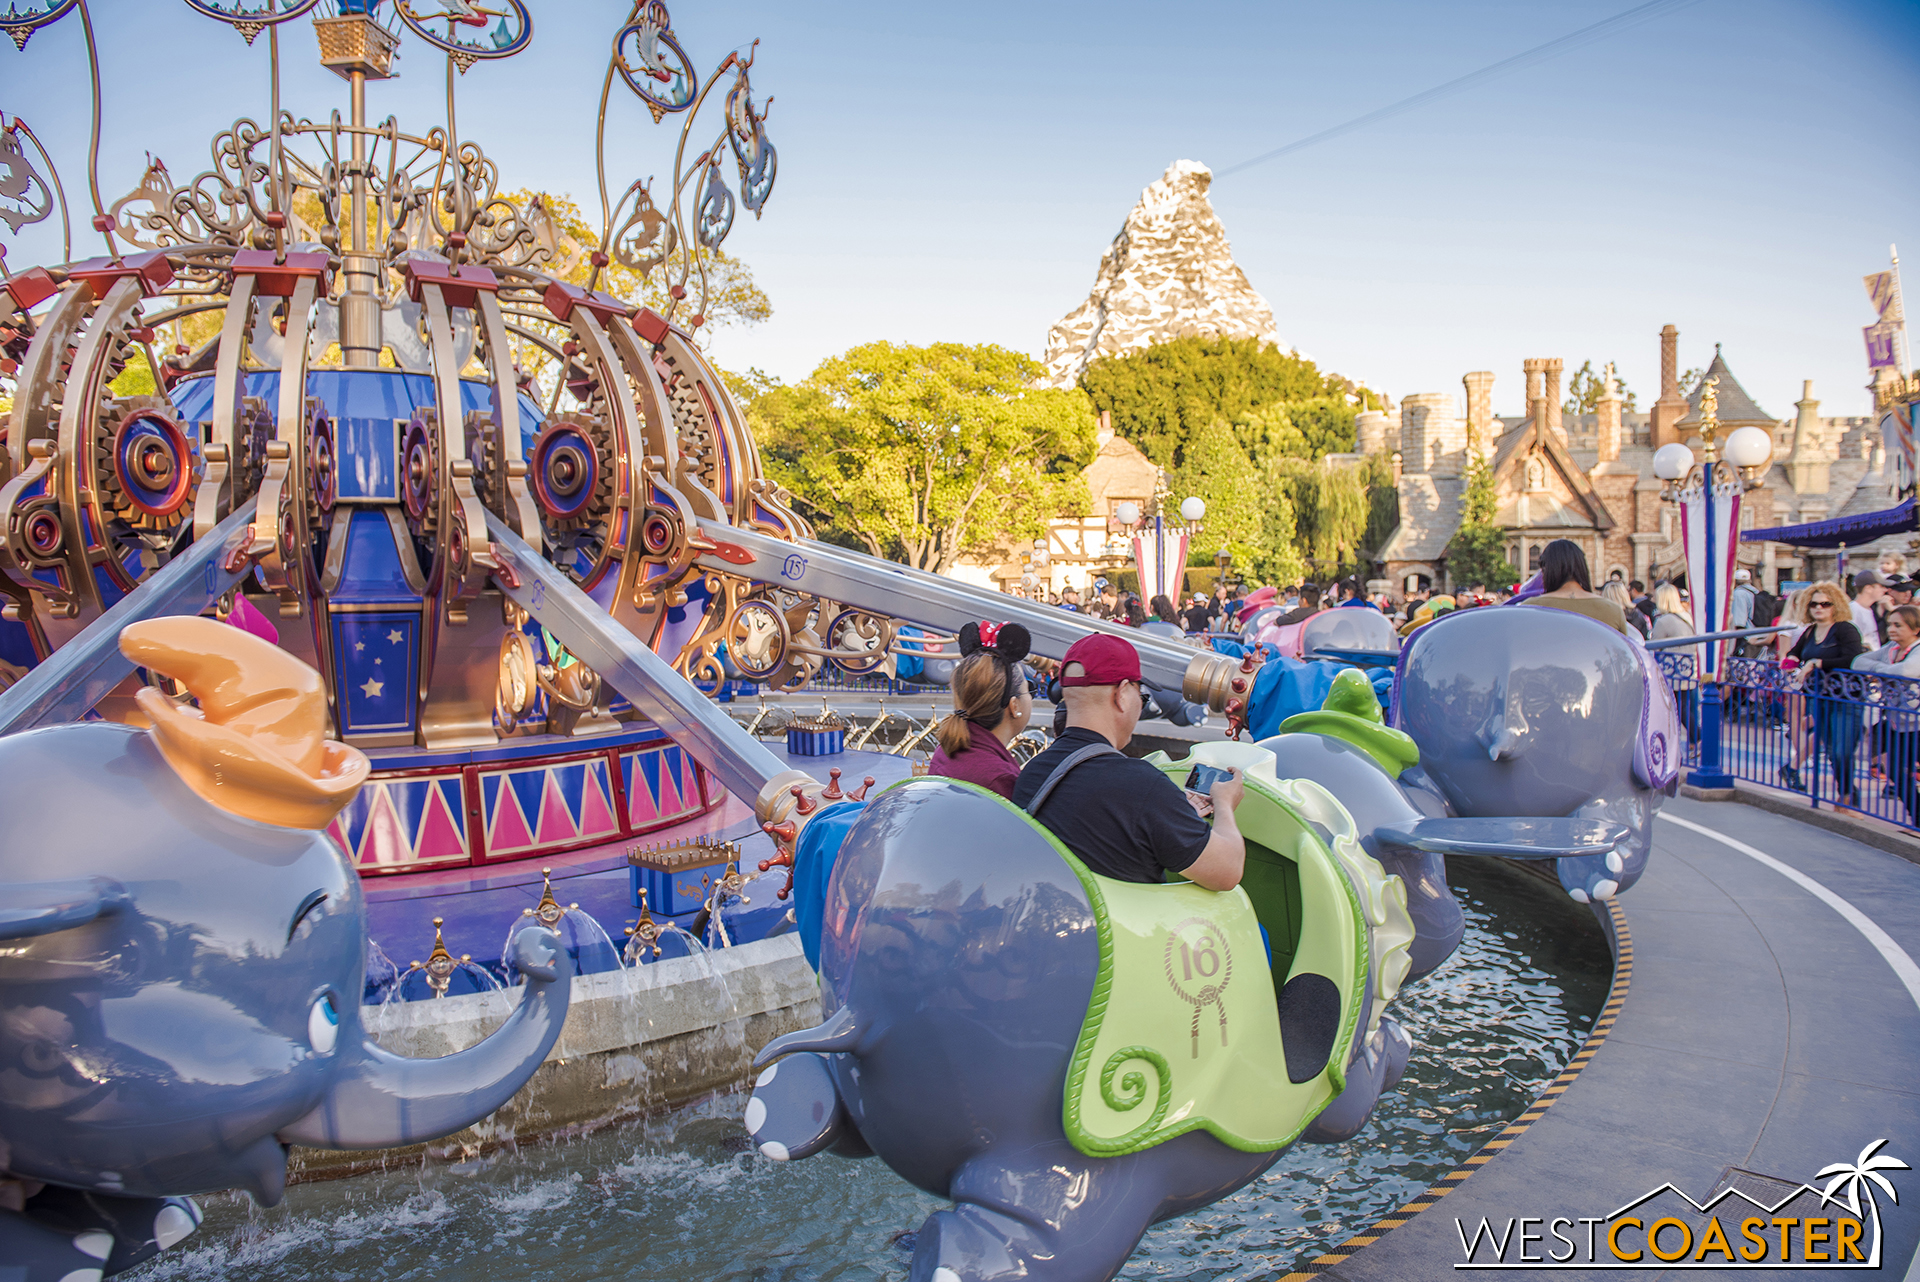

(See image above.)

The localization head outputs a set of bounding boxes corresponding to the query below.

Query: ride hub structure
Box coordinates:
[0,0,798,875]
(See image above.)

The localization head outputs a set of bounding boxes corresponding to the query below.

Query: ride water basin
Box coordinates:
[130,857,1612,1282]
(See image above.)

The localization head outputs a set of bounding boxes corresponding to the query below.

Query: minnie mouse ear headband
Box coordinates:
[958,620,1032,664]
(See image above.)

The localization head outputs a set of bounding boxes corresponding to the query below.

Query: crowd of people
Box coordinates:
[993,539,1920,826]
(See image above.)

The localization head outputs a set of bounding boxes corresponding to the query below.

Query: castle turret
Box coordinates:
[1402,393,1465,478]
[1462,370,1495,458]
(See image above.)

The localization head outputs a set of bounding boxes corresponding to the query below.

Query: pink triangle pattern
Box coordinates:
[358,786,411,867]
[535,771,579,846]
[414,786,468,862]
[680,754,702,810]
[490,777,536,854]
[578,766,619,839]
[655,751,683,817]
[628,756,658,826]
[325,814,353,857]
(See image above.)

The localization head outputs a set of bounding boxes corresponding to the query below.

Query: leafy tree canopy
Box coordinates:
[1443,452,1520,590]
[741,342,1095,574]
[1079,337,1356,468]
[1235,395,1358,468]
[1564,360,1638,414]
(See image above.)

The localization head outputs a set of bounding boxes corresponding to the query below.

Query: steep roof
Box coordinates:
[1490,420,1616,531]
[1681,347,1774,425]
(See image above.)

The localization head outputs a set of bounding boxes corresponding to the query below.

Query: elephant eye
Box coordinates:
[308,993,339,1055]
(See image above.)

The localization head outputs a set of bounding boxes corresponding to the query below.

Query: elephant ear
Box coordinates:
[0,877,130,941]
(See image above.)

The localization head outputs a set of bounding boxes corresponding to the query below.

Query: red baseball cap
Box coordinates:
[1060,633,1142,687]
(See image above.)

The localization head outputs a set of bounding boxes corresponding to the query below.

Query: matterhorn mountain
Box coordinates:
[1041,159,1283,388]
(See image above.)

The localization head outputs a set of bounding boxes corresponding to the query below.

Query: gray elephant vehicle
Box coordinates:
[743,656,1635,1282]
[1390,601,1680,901]
[0,619,571,1279]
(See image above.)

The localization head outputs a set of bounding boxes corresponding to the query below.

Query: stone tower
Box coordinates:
[1402,393,1465,479]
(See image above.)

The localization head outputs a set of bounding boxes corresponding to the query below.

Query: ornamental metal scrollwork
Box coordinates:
[0,121,56,237]
[726,74,775,216]
[394,0,532,71]
[614,1,697,123]
[176,0,320,45]
[0,0,79,52]
[694,161,733,251]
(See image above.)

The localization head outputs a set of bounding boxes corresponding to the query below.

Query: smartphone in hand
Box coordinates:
[1183,763,1233,817]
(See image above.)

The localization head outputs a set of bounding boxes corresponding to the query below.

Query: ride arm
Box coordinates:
[484,514,813,822]
[687,522,1245,714]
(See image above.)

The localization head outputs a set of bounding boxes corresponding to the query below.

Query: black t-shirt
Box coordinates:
[1010,727,1211,884]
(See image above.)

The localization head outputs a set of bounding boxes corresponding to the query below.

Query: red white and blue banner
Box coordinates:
[1131,515,1190,604]
[1678,477,1743,681]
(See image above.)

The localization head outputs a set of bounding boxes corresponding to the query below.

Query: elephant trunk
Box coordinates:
[278,925,570,1150]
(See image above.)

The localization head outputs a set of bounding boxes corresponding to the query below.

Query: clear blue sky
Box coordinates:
[6,0,1916,419]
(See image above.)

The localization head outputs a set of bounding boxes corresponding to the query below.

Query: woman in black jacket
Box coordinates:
[1784,581,1867,801]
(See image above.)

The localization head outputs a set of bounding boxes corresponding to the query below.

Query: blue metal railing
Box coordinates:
[1654,646,1920,832]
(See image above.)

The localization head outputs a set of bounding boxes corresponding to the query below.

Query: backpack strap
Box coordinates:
[1025,741,1122,817]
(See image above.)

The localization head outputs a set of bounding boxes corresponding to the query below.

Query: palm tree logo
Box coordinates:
[1816,1139,1910,1266]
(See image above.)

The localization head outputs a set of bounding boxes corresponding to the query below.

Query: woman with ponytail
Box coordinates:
[926,621,1034,799]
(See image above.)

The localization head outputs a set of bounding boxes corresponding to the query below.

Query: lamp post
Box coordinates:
[1652,376,1775,788]
[1112,470,1205,603]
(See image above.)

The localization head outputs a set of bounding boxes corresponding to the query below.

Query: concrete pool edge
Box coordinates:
[289,934,823,1184]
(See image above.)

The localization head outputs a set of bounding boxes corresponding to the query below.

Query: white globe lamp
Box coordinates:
[1652,443,1695,481]
[1179,496,1207,522]
[1113,501,1140,527]
[1724,426,1774,470]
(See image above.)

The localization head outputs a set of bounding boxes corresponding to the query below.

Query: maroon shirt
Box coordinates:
[927,720,1020,799]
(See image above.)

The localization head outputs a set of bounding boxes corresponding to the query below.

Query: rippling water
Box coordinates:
[131,858,1612,1282]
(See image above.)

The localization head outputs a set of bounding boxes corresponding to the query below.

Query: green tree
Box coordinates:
[1078,336,1349,468]
[1563,360,1637,414]
[1270,456,1372,582]
[1362,451,1399,559]
[1234,395,1358,468]
[1171,417,1264,572]
[1444,453,1519,590]
[750,342,1095,573]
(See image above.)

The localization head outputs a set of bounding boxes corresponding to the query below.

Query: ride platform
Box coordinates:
[1291,799,1920,1279]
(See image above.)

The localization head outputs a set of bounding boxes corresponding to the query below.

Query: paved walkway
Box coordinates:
[1322,798,1920,1281]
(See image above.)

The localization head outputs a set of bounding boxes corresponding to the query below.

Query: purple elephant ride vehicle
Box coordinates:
[735,667,1633,1282]
[0,618,570,1280]
[1388,600,1681,902]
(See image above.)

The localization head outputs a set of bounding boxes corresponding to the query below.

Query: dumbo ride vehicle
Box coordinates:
[743,667,1630,1282]
[0,617,571,1280]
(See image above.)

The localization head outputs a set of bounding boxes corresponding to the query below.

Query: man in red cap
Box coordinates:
[1011,633,1246,889]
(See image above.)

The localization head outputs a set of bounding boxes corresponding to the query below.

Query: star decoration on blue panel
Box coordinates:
[355,641,365,652]
[362,677,384,698]
[389,629,404,644]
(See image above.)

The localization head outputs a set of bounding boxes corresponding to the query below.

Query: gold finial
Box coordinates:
[521,866,574,928]
[409,916,458,999]
[624,888,663,961]
[1699,374,1721,456]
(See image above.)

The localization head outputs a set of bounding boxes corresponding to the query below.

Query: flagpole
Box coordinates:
[1893,244,1910,377]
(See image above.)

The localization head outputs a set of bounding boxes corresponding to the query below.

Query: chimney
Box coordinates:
[1462,370,1495,457]
[1096,408,1114,448]
[1787,380,1828,494]
[1596,362,1622,463]
[1523,359,1547,434]
[1651,323,1688,448]
[1542,358,1565,440]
